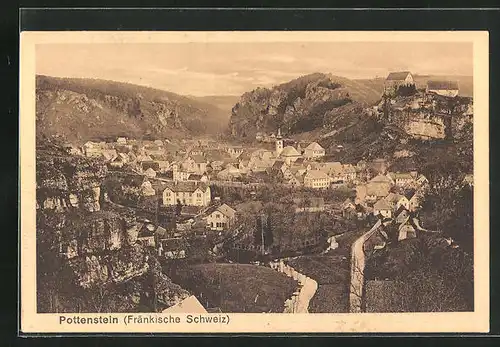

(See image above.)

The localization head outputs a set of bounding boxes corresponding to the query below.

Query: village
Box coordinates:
[37,70,474,314]
[51,72,474,265]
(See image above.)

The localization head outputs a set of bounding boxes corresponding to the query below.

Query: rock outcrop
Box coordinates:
[36,144,108,213]
[36,144,190,313]
[229,73,381,139]
[378,92,473,140]
[36,75,228,142]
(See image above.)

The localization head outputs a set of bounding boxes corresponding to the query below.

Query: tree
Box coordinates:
[175,199,183,216]
[442,185,474,253]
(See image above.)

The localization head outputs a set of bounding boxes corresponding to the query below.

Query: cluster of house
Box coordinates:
[66,130,356,191]
[130,200,239,260]
[342,169,429,230]
[383,71,460,98]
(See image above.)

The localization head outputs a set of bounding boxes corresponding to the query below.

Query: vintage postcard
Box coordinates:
[20,31,489,334]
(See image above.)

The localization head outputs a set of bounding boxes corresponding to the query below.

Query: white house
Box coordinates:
[162,295,207,314]
[162,181,211,207]
[342,164,357,182]
[279,146,302,165]
[182,156,209,174]
[141,179,156,197]
[158,238,187,259]
[416,174,429,187]
[373,198,392,218]
[387,172,415,187]
[83,141,103,157]
[303,170,330,189]
[145,167,157,178]
[426,80,459,97]
[398,218,417,241]
[109,153,129,168]
[408,192,423,212]
[225,146,244,158]
[303,142,325,159]
[205,203,237,231]
[172,163,190,182]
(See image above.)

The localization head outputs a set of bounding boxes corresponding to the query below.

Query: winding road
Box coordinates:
[349,219,382,313]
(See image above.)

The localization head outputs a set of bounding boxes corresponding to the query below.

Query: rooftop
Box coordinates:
[427,80,459,91]
[386,71,412,81]
[374,198,392,211]
[305,142,324,151]
[280,146,301,157]
[163,181,209,193]
[305,170,329,180]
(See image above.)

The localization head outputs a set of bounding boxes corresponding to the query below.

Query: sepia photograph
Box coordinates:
[20,31,489,333]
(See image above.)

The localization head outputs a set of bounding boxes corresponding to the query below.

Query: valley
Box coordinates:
[35,70,474,314]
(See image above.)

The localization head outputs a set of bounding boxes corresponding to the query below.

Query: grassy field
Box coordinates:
[287,254,351,313]
[171,263,297,313]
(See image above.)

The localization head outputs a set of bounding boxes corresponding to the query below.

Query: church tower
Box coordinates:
[275,127,283,156]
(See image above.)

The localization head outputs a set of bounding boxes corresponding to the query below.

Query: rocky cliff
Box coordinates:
[36,75,229,142]
[228,73,381,139]
[36,144,190,313]
[37,142,108,212]
[378,92,473,141]
[318,90,473,175]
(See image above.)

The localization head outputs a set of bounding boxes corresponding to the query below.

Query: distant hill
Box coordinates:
[228,72,382,140]
[356,75,473,97]
[188,95,241,114]
[36,75,229,143]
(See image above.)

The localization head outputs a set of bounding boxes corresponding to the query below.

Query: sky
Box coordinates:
[36,42,473,96]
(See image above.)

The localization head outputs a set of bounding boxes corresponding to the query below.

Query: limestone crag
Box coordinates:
[36,75,228,141]
[229,73,381,139]
[379,92,473,140]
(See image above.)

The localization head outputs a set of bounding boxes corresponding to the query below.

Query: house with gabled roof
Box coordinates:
[109,153,129,168]
[187,173,209,183]
[384,71,415,95]
[373,198,392,218]
[426,80,459,98]
[217,165,241,181]
[394,205,410,224]
[162,181,211,207]
[304,170,330,189]
[142,160,160,172]
[150,154,171,172]
[137,223,158,247]
[205,203,237,231]
[398,216,417,241]
[121,175,155,197]
[342,198,356,218]
[408,190,423,212]
[279,146,302,165]
[181,155,208,174]
[287,175,301,187]
[338,164,356,182]
[416,174,429,187]
[101,149,117,162]
[387,172,415,187]
[303,142,325,159]
[136,154,153,163]
[225,145,244,158]
[385,192,410,211]
[366,183,391,202]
